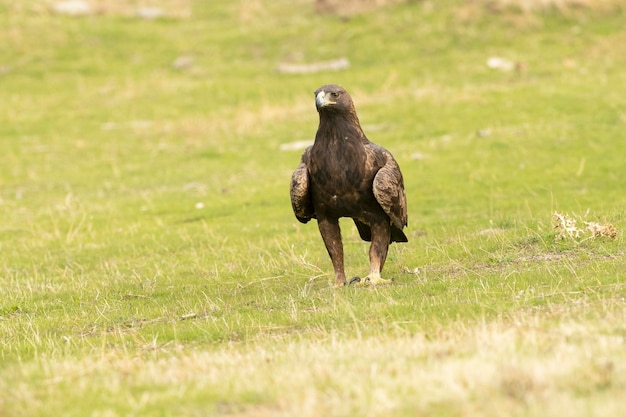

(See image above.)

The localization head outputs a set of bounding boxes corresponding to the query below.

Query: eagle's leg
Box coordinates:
[360,220,392,286]
[317,217,347,287]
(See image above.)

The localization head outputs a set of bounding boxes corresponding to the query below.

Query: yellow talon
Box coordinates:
[350,274,392,287]
[366,276,393,286]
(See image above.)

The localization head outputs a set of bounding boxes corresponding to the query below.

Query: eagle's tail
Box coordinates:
[354,220,408,243]
[391,226,408,243]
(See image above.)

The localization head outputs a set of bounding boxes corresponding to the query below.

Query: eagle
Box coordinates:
[290,84,408,287]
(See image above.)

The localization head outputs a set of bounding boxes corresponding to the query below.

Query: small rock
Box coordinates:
[486,56,515,72]
[279,140,312,151]
[53,1,92,16]
[276,57,350,74]
[172,55,194,70]
[476,128,492,138]
[136,7,164,20]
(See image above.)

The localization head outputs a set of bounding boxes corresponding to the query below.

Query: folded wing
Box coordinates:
[373,154,408,241]
[290,155,314,224]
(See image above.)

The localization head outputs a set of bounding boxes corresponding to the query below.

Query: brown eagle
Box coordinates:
[290,84,408,287]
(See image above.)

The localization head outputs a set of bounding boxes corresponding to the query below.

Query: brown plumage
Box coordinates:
[290,84,408,286]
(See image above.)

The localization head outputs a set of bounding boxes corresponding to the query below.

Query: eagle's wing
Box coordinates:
[373,152,408,232]
[290,149,315,224]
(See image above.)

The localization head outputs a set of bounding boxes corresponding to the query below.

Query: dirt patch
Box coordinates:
[314,0,405,16]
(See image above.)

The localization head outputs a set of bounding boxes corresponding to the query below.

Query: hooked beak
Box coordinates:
[316,91,336,108]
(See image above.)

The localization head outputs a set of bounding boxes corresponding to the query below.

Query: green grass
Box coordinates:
[1,0,625,416]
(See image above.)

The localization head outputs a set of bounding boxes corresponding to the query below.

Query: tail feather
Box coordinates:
[391,226,408,243]
[354,220,408,243]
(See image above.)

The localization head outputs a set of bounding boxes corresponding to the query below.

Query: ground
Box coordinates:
[0,1,625,416]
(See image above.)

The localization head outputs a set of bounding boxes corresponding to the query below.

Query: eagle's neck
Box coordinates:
[316,110,368,145]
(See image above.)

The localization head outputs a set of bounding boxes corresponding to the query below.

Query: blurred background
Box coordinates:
[1,0,625,275]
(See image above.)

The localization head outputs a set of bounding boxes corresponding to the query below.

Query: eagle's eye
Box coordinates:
[331,92,340,99]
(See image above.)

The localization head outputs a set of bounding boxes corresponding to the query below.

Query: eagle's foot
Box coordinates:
[333,277,348,288]
[365,275,393,286]
[349,276,362,285]
[350,274,392,287]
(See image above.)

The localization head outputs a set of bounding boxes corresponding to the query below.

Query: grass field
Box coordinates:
[1,0,625,416]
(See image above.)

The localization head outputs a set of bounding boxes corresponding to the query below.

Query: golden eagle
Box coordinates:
[290,84,408,286]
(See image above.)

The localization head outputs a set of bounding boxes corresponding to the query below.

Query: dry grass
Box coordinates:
[314,0,406,16]
[485,0,624,12]
[2,1,625,415]
[6,0,192,18]
[3,304,624,416]
[553,212,619,242]
[313,0,625,16]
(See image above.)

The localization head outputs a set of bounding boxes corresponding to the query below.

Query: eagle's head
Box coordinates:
[314,84,354,115]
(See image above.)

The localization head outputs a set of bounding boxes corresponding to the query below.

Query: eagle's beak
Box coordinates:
[316,91,336,108]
